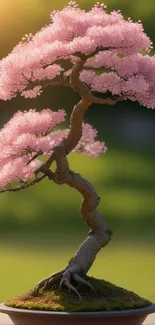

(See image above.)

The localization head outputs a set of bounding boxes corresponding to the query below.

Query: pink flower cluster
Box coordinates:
[0,109,65,188]
[81,52,155,108]
[0,109,106,189]
[0,1,153,108]
[72,123,107,157]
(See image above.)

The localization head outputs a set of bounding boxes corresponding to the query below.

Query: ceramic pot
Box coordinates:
[0,303,155,325]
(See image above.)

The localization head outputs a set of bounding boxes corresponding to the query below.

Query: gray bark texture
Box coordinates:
[33,150,112,299]
[53,154,112,275]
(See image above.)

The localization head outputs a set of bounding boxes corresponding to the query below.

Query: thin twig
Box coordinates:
[0,175,46,193]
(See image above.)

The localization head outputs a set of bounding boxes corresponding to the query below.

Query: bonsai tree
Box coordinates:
[0,1,154,303]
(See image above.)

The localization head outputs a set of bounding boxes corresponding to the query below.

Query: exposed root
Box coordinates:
[72,273,95,292]
[32,268,66,295]
[32,268,95,301]
[60,277,82,300]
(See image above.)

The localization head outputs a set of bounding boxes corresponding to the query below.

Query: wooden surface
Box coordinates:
[0,312,155,324]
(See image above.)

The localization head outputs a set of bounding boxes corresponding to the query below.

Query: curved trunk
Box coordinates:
[47,153,112,277]
[65,99,91,154]
[65,59,93,154]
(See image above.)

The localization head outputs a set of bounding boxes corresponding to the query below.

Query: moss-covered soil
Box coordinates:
[5,276,151,312]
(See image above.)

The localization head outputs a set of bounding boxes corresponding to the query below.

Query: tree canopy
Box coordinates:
[0,1,154,192]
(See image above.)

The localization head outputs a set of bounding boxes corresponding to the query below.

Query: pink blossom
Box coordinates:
[91,72,122,95]
[72,123,107,157]
[85,51,117,69]
[33,64,63,81]
[48,122,107,158]
[0,109,105,189]
[85,22,150,55]
[84,141,107,158]
[21,86,43,99]
[125,75,149,93]
[0,2,152,102]
[80,70,96,85]
[0,109,66,144]
[82,51,155,107]
[67,1,79,8]
[0,156,43,188]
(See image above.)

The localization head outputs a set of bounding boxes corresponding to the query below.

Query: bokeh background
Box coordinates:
[0,0,155,303]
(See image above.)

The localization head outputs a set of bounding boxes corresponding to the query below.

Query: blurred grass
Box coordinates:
[0,149,154,241]
[0,243,154,302]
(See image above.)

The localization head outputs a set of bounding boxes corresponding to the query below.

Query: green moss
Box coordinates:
[5,276,151,312]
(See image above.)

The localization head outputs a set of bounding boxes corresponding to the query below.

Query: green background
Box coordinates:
[0,0,154,303]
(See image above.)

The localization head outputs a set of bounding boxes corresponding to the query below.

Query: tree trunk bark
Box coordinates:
[53,154,112,277]
[33,152,112,299]
[33,152,112,298]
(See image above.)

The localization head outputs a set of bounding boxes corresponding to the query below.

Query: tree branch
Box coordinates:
[65,55,124,154]
[27,47,125,174]
[24,77,71,92]
[0,175,46,193]
[65,60,93,154]
[91,94,124,105]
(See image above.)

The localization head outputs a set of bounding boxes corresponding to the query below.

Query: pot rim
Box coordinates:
[0,303,155,318]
